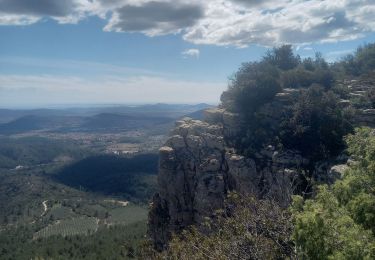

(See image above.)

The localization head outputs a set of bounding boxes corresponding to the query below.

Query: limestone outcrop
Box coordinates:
[148,109,300,250]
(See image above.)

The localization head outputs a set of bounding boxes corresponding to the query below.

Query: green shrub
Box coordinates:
[263,45,300,70]
[143,194,294,260]
[291,127,375,259]
[222,60,281,114]
[292,187,375,259]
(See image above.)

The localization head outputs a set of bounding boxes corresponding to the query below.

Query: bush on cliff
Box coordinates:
[291,128,375,259]
[280,52,333,89]
[264,44,300,70]
[281,85,353,162]
[221,60,281,113]
[142,193,294,260]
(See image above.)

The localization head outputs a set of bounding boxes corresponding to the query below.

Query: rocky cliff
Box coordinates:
[148,104,308,250]
[148,78,374,249]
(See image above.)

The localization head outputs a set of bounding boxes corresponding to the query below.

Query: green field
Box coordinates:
[44,204,77,220]
[0,220,148,259]
[34,217,99,239]
[108,204,148,225]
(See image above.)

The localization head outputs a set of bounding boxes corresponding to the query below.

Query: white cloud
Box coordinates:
[182,49,200,59]
[1,0,375,46]
[182,0,373,47]
[0,14,39,25]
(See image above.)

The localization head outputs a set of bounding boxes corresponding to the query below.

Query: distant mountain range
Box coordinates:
[0,103,213,135]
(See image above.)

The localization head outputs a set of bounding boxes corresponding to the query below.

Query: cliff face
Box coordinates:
[148,107,304,250]
[148,76,375,249]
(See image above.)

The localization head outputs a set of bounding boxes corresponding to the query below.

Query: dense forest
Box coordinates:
[0,136,89,169]
[56,154,159,202]
[144,43,375,259]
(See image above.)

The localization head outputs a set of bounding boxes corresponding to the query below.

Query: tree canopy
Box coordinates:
[221,45,352,165]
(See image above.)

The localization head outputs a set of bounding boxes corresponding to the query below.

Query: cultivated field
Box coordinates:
[34,217,99,239]
[108,205,148,225]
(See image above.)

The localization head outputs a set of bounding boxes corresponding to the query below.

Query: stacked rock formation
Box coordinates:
[148,107,300,250]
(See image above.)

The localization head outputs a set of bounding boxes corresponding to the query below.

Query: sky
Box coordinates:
[1,0,375,108]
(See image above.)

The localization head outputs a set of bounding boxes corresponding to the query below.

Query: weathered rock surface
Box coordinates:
[356,109,375,127]
[337,77,375,127]
[148,111,299,250]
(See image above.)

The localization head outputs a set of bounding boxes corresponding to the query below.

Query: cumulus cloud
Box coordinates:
[0,0,77,17]
[103,1,204,35]
[0,0,94,24]
[1,0,375,46]
[183,0,374,47]
[182,49,200,59]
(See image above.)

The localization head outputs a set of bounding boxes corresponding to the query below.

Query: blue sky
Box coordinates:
[1,0,375,108]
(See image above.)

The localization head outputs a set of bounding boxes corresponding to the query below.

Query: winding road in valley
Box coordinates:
[41,200,48,217]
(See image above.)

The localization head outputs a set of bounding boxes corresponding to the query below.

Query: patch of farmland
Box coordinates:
[108,204,147,225]
[34,217,99,239]
[44,204,77,220]
[73,203,109,218]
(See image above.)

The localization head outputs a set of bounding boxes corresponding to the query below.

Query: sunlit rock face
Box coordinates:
[148,109,297,250]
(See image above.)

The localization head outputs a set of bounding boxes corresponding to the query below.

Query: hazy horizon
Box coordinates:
[0,101,217,110]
